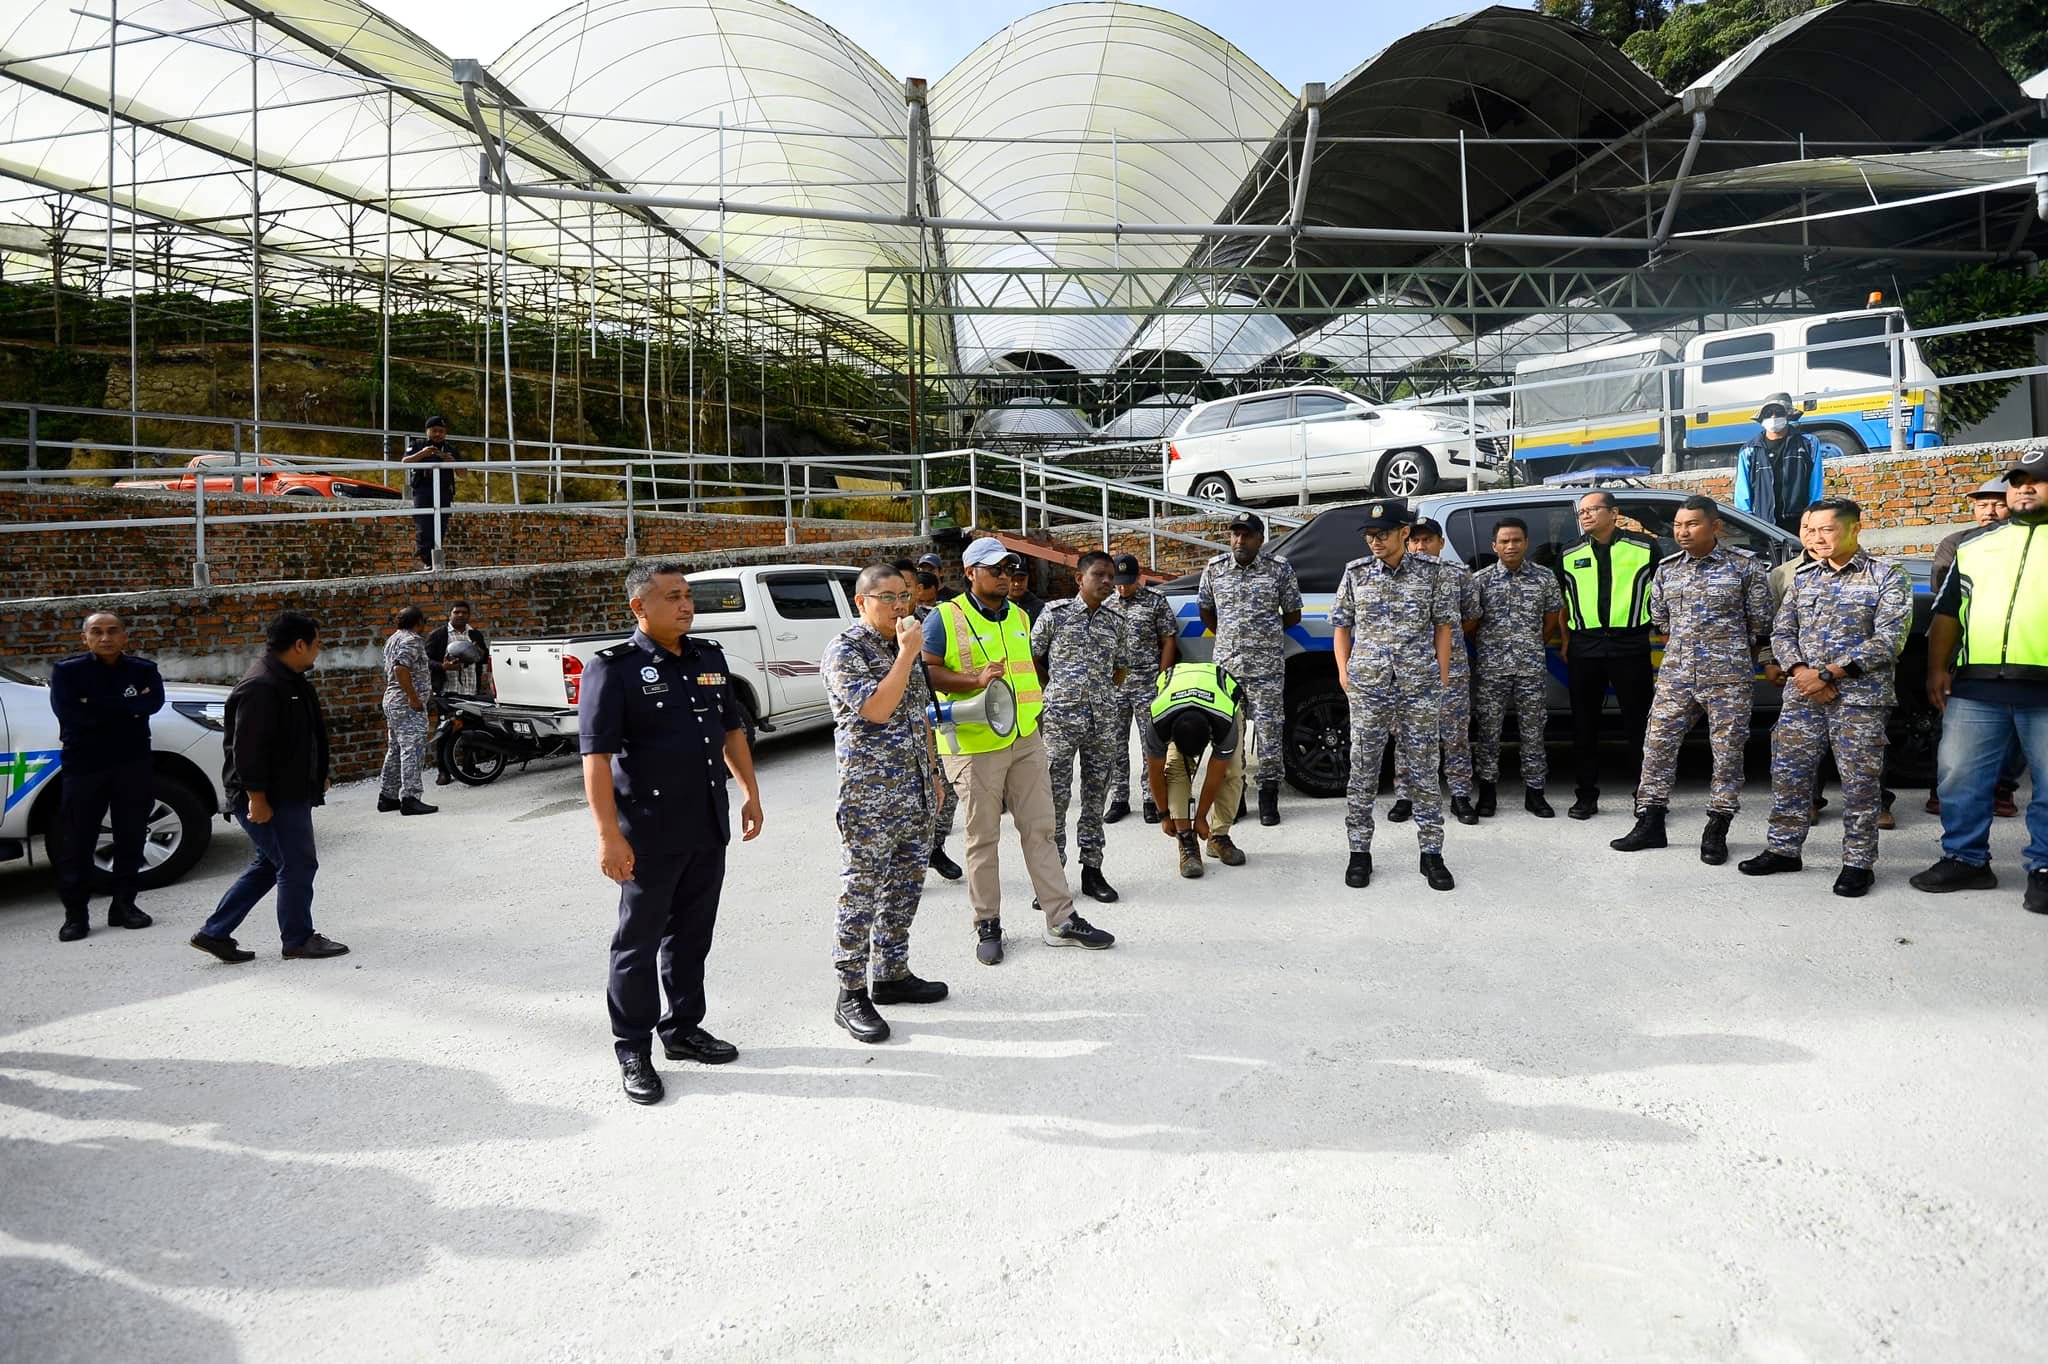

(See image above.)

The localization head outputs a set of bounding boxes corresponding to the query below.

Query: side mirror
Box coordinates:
[1354,409,1380,421]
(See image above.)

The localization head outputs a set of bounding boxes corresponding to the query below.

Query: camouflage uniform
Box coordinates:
[822,621,936,991]
[1109,586,1178,805]
[1471,560,1564,790]
[915,603,958,840]
[1196,550,1304,792]
[1637,546,1774,813]
[1436,556,1482,800]
[1329,551,1458,853]
[1765,551,1910,868]
[379,630,431,801]
[1032,596,1131,870]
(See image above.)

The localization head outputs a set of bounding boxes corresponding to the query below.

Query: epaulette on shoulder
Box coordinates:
[595,641,638,660]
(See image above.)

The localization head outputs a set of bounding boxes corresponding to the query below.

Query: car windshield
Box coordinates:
[0,662,40,685]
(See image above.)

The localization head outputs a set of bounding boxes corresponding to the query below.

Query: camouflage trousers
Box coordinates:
[1241,674,1286,792]
[932,763,959,839]
[1636,681,1752,814]
[1044,705,1119,870]
[379,698,429,801]
[834,808,933,991]
[1474,671,1549,789]
[1109,674,1160,804]
[1397,669,1472,801]
[1768,698,1888,869]
[1346,678,1443,854]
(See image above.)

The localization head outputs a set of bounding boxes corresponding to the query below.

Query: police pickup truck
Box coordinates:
[1162,487,1938,797]
[0,661,232,889]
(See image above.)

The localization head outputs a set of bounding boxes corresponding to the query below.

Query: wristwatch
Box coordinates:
[1816,666,1837,686]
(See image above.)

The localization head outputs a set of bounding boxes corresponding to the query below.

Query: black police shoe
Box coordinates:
[1567,790,1598,821]
[834,988,890,1044]
[1475,781,1497,818]
[2026,868,2048,916]
[1908,857,1998,893]
[58,916,89,943]
[1699,811,1733,866]
[664,1026,738,1065]
[1081,866,1119,903]
[189,931,255,963]
[1610,806,1667,852]
[1386,799,1413,824]
[1103,799,1130,825]
[1142,797,1162,825]
[1345,852,1371,889]
[620,1054,664,1105]
[1833,867,1875,898]
[108,902,152,930]
[976,918,1004,965]
[1044,913,1115,949]
[929,841,963,881]
[1524,787,1554,819]
[377,793,401,813]
[1449,796,1478,826]
[1419,853,1455,892]
[871,973,949,1005]
[400,797,439,816]
[1259,787,1281,827]
[1738,851,1803,877]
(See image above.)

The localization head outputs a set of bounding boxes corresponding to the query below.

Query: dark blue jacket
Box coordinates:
[577,631,743,853]
[47,652,164,770]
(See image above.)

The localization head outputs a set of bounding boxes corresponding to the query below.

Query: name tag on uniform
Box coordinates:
[641,683,669,695]
[696,673,726,686]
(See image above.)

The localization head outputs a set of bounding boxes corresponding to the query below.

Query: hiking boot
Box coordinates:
[1178,832,1204,879]
[1525,787,1554,819]
[1044,914,1115,949]
[1206,835,1246,867]
[1699,811,1733,866]
[1610,806,1667,852]
[1833,867,1874,898]
[1142,797,1161,824]
[871,973,948,1006]
[928,841,963,881]
[1080,865,1119,904]
[1567,789,1598,821]
[1258,787,1280,827]
[1103,799,1130,825]
[107,902,152,930]
[1475,781,1497,818]
[1738,850,1803,877]
[1908,857,1997,893]
[975,919,1004,965]
[1386,798,1413,824]
[1449,795,1478,826]
[1419,853,1454,892]
[1344,852,1371,889]
[834,988,890,1044]
[399,797,439,816]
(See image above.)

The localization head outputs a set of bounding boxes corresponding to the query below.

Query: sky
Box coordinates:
[375,0,1483,90]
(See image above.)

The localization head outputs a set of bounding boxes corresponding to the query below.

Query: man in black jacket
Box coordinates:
[190,613,349,963]
[47,611,164,940]
[402,415,459,571]
[426,600,491,785]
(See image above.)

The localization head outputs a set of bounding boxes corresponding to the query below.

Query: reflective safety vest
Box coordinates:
[1952,519,2048,683]
[936,594,1042,751]
[1149,662,1241,724]
[1559,533,1655,632]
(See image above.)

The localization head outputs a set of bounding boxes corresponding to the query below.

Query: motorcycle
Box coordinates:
[432,694,579,786]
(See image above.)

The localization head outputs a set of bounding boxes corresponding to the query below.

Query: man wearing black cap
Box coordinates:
[1914,448,2048,914]
[1105,553,1178,825]
[1734,393,1829,535]
[1197,511,1303,827]
[1329,499,1459,891]
[402,415,460,571]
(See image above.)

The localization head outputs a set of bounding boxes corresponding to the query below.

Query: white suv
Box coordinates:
[1164,385,1509,503]
[0,662,232,891]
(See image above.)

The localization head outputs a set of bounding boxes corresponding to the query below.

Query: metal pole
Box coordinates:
[192,476,210,587]
[381,89,392,455]
[26,405,38,481]
[969,449,978,531]
[1889,316,1906,454]
[496,103,521,505]
[782,457,794,547]
[1465,393,1478,492]
[1147,496,1156,567]
[1100,483,1111,549]
[1660,365,1677,474]
[430,471,444,571]
[624,458,638,558]
[248,17,262,455]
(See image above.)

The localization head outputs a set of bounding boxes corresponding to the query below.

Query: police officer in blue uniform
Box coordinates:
[47,611,164,941]
[580,561,764,1105]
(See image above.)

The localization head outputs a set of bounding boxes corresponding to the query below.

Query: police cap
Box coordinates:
[1359,499,1415,533]
[1111,554,1141,584]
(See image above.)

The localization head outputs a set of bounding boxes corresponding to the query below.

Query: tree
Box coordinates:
[1904,265,2048,434]
[1618,0,1818,87]
[1533,1,1672,44]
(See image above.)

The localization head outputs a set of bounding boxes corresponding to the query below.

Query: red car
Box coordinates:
[118,454,402,500]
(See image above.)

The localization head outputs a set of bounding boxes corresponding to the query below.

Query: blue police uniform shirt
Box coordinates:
[577,629,743,851]
[47,652,165,770]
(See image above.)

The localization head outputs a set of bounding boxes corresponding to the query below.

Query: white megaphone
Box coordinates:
[928,676,1017,754]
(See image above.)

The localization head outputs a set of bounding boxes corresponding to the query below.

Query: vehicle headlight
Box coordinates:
[172,699,226,731]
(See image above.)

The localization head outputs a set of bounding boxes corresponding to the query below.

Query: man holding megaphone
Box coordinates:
[921,536,1117,966]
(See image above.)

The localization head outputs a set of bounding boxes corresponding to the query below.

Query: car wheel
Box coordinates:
[1376,450,1438,498]
[450,734,508,785]
[1189,473,1236,504]
[1283,670,1350,798]
[1807,424,1866,456]
[45,769,214,892]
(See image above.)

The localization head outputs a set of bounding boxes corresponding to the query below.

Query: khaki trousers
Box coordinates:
[1162,742,1243,835]
[941,727,1075,927]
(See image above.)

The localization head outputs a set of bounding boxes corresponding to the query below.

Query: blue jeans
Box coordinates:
[1936,697,2048,871]
[201,798,319,948]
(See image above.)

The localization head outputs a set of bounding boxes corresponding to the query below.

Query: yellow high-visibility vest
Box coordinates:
[936,594,1042,752]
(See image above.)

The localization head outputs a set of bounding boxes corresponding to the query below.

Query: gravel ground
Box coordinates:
[3,731,2046,1362]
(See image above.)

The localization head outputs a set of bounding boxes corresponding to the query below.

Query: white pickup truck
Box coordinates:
[490,564,869,743]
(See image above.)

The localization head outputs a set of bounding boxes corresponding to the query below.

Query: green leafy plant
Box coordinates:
[1904,264,2048,434]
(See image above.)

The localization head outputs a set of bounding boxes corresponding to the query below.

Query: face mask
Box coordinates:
[1762,416,1789,438]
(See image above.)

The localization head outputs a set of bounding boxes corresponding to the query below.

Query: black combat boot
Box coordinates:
[1524,787,1554,819]
[1475,780,1497,818]
[1699,811,1733,866]
[834,988,890,1044]
[1344,852,1371,888]
[1738,850,1803,877]
[1080,865,1119,904]
[58,908,89,943]
[928,840,963,881]
[2026,868,2048,915]
[107,901,153,929]
[1386,799,1413,823]
[399,796,439,816]
[1449,795,1478,825]
[871,973,948,1005]
[1833,867,1874,898]
[1567,789,1599,821]
[1142,796,1161,824]
[1419,853,1455,892]
[1258,787,1281,827]
[1609,806,1667,852]
[1103,798,1130,825]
